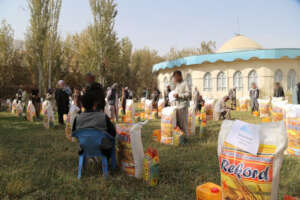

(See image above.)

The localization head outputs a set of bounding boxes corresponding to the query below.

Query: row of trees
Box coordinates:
[0,0,216,98]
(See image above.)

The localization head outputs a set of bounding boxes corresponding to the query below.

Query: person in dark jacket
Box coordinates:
[249,83,259,112]
[85,73,105,111]
[273,82,285,97]
[31,88,41,120]
[55,80,69,125]
[72,89,116,158]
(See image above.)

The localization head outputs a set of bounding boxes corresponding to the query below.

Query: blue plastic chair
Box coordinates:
[72,129,117,179]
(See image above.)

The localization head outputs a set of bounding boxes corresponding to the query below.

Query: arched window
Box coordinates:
[203,72,212,91]
[186,73,192,91]
[233,71,243,90]
[274,69,283,83]
[163,76,168,87]
[248,70,258,90]
[288,69,297,90]
[217,71,227,91]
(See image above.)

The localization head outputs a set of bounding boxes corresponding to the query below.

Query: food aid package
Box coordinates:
[284,104,300,157]
[200,106,207,135]
[116,121,147,178]
[157,99,165,117]
[188,106,196,136]
[140,97,146,110]
[125,99,135,123]
[16,102,23,117]
[172,127,184,146]
[239,97,250,112]
[26,101,36,122]
[65,104,80,142]
[218,120,287,200]
[204,98,215,120]
[11,99,17,114]
[258,99,271,118]
[161,107,176,145]
[271,100,288,122]
[145,99,152,120]
[42,100,55,129]
[152,129,161,142]
[6,99,12,112]
[143,148,159,186]
[272,97,284,102]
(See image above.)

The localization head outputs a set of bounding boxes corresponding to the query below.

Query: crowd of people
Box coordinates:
[4,70,300,146]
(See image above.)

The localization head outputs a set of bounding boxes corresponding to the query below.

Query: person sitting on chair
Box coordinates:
[214,96,231,120]
[72,90,116,157]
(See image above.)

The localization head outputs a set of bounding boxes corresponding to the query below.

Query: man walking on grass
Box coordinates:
[172,70,191,141]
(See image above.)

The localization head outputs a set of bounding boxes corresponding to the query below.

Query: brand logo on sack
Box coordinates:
[221,158,270,181]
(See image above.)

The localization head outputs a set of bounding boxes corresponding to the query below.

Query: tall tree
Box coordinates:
[89,0,119,85]
[25,0,62,94]
[46,0,62,89]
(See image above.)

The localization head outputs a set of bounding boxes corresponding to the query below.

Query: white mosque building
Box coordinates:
[153,35,300,98]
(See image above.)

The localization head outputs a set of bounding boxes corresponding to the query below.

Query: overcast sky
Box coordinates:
[1,0,300,55]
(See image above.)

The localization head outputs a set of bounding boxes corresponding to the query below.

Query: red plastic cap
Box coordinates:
[211,187,219,193]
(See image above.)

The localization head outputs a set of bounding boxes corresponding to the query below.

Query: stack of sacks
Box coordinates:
[284,105,300,157]
[258,99,271,121]
[11,99,17,114]
[188,101,196,136]
[26,101,36,122]
[157,99,165,117]
[204,98,215,120]
[42,100,55,129]
[125,99,135,123]
[271,100,288,122]
[144,99,152,120]
[116,122,147,178]
[239,97,250,111]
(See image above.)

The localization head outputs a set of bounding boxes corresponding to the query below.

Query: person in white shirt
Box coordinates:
[172,70,191,138]
[214,96,231,120]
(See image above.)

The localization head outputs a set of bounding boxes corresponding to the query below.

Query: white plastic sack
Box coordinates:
[271,100,288,122]
[239,97,250,111]
[145,99,152,120]
[116,121,147,178]
[42,100,55,129]
[218,120,287,200]
[11,99,17,114]
[26,101,36,122]
[16,102,23,117]
[125,99,135,123]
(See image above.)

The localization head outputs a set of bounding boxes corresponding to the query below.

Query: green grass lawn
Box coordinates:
[0,111,299,199]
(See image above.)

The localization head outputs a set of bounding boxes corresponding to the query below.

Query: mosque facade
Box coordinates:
[153,35,300,98]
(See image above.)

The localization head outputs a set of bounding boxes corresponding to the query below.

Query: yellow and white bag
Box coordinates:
[204,98,215,120]
[258,99,271,118]
[239,97,250,112]
[218,120,287,200]
[11,99,17,114]
[161,107,176,144]
[16,102,23,117]
[140,97,146,110]
[26,101,36,122]
[284,105,300,157]
[65,104,80,141]
[271,100,288,122]
[116,121,147,178]
[145,99,152,120]
[125,99,135,123]
[42,100,55,129]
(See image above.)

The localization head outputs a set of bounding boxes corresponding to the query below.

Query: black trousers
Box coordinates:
[58,112,64,125]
